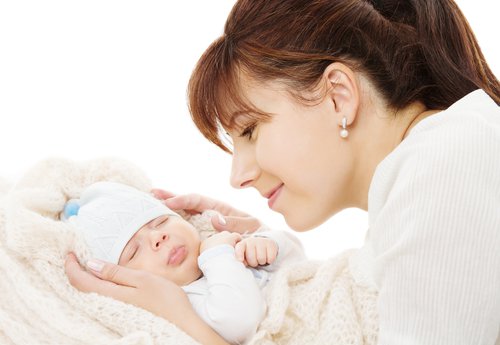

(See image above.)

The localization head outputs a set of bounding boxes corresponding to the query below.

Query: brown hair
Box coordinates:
[188,0,500,152]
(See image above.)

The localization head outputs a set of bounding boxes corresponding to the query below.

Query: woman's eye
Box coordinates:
[239,123,256,140]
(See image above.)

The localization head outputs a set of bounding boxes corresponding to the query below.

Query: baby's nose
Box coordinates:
[151,232,169,249]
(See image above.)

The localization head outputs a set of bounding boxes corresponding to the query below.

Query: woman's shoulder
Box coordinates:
[409,89,500,142]
[369,89,500,209]
[384,89,499,170]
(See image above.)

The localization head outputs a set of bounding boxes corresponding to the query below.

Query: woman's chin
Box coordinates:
[283,207,336,232]
[284,214,320,232]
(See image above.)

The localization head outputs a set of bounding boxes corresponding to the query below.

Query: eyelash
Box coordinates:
[130,247,138,261]
[128,216,170,261]
[239,123,256,140]
[155,217,168,227]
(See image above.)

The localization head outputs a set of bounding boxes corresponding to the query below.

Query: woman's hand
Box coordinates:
[64,253,229,345]
[151,189,262,234]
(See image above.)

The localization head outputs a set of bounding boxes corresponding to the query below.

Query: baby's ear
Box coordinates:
[187,210,218,240]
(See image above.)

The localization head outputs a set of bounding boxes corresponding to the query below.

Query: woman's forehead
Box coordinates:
[219,80,290,126]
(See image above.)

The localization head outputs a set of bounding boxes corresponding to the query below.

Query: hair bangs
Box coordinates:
[188,37,271,153]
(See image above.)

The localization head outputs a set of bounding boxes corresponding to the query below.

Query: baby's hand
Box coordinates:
[200,231,242,253]
[235,237,278,267]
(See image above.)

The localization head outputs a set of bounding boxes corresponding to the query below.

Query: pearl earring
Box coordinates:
[340,117,349,138]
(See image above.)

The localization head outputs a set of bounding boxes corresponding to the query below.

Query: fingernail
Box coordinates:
[86,259,104,272]
[217,214,227,225]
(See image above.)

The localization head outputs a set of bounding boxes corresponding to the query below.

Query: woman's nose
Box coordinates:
[149,230,169,250]
[230,147,260,189]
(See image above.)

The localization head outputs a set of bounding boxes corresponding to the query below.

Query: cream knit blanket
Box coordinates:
[0,158,378,345]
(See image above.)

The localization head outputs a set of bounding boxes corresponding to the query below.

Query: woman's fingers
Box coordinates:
[210,214,261,234]
[65,253,140,303]
[153,192,263,233]
[151,188,176,200]
[65,252,103,293]
[164,194,251,217]
[65,253,126,296]
[86,259,147,288]
[163,194,217,213]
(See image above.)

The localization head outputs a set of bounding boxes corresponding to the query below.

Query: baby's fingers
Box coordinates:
[235,241,246,263]
[244,243,259,267]
[266,242,279,265]
[255,242,270,266]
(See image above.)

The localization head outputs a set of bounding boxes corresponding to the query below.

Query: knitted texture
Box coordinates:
[249,252,378,345]
[0,157,378,344]
[0,158,208,345]
[0,177,12,196]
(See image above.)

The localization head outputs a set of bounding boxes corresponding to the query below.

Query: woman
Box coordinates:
[66,0,500,343]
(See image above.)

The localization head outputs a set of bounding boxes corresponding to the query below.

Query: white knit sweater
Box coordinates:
[356,90,500,344]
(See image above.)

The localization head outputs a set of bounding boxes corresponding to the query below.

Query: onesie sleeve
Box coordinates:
[370,120,500,344]
[193,245,265,344]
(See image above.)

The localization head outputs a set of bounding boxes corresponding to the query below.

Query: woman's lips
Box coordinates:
[168,246,187,266]
[267,184,284,209]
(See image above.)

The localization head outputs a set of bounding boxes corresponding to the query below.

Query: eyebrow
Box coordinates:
[126,245,135,261]
[228,111,263,130]
[121,225,146,264]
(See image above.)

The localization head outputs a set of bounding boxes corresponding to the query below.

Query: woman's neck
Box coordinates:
[350,102,440,211]
[400,107,441,141]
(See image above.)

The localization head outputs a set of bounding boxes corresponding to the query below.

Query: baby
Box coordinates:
[61,181,305,344]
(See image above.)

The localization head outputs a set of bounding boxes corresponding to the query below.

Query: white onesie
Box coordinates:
[182,230,305,344]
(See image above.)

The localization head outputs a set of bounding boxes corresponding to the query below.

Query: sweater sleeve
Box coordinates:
[369,116,500,344]
[193,245,265,344]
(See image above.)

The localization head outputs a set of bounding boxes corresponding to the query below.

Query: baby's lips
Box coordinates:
[167,246,187,266]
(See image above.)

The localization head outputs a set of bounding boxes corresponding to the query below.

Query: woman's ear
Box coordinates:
[324,62,360,127]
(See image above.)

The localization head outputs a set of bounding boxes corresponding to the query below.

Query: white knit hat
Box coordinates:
[62,181,178,264]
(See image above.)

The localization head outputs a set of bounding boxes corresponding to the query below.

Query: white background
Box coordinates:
[1,1,498,259]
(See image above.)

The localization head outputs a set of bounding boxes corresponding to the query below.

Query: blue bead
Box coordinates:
[64,202,80,218]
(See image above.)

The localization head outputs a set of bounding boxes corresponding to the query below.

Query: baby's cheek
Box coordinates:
[123,260,158,277]
[188,257,203,281]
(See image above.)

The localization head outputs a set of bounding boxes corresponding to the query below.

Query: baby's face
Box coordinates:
[118,214,202,286]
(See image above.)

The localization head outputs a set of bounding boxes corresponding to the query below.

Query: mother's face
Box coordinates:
[227,80,357,231]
